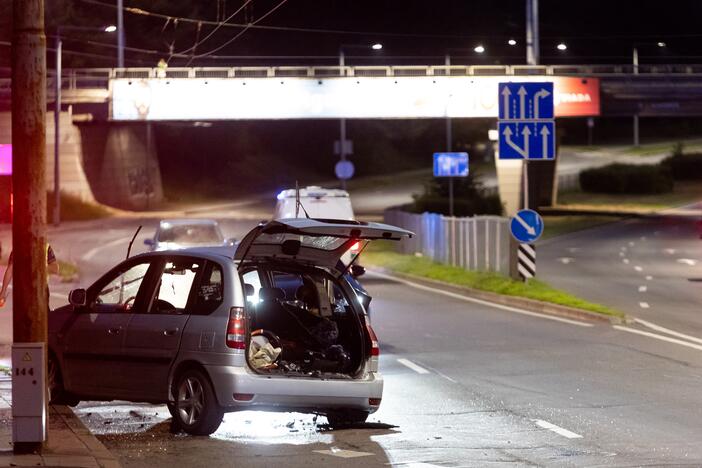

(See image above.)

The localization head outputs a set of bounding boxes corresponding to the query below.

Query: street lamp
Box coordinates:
[54,25,115,226]
[337,43,382,189]
[508,39,517,46]
[473,44,485,54]
[556,42,567,51]
[631,41,667,146]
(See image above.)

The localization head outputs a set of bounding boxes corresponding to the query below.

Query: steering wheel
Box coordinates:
[123,295,137,310]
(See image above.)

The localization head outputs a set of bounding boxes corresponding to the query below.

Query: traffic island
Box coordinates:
[0,374,120,467]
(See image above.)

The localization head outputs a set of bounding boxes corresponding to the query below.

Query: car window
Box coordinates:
[157,224,222,244]
[193,261,224,315]
[242,270,262,305]
[271,271,304,300]
[96,262,150,309]
[151,259,200,313]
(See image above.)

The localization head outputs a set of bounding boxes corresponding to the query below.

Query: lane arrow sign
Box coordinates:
[515,213,536,235]
[503,125,527,158]
[521,125,531,158]
[501,86,512,119]
[540,125,550,158]
[518,86,527,119]
[534,88,551,118]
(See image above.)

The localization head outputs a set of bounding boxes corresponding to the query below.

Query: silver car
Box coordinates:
[49,218,412,435]
[144,218,234,251]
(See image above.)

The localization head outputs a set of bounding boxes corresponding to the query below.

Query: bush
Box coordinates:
[407,176,503,216]
[661,152,702,180]
[579,163,673,194]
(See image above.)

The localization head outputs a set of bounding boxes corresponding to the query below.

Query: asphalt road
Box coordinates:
[54,268,701,467]
[540,204,702,337]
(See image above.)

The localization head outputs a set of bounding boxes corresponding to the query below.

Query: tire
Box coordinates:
[48,353,80,407]
[172,369,223,436]
[326,409,369,426]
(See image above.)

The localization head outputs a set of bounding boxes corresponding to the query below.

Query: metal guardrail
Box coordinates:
[2,64,702,94]
[384,210,511,274]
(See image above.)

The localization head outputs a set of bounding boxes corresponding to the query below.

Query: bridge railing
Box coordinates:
[3,63,702,94]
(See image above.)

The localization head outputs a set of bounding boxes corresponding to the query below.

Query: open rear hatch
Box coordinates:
[235,218,413,379]
[235,218,413,275]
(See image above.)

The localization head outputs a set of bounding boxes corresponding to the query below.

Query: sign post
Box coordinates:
[498,82,555,281]
[433,152,469,217]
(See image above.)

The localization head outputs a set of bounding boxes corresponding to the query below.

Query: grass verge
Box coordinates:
[363,242,624,318]
[556,181,702,211]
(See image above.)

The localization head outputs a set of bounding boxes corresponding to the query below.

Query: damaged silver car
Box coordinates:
[48,218,412,435]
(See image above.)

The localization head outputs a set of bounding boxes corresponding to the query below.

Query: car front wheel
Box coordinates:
[173,369,223,436]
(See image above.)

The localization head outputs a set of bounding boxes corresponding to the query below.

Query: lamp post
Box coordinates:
[337,43,382,189]
[54,25,115,226]
[631,41,666,145]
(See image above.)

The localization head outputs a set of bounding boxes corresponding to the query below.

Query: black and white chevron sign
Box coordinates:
[518,243,536,280]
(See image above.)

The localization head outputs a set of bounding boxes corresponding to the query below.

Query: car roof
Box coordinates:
[132,245,236,263]
[158,218,220,227]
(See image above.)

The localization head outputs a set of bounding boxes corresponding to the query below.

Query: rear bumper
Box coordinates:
[205,364,383,414]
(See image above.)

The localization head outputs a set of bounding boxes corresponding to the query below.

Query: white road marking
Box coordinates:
[533,419,583,439]
[558,257,574,264]
[634,318,702,345]
[397,358,430,375]
[664,248,676,255]
[50,292,66,299]
[638,285,647,292]
[645,275,653,281]
[618,252,625,257]
[677,258,698,266]
[622,259,630,264]
[620,246,627,251]
[639,302,650,309]
[567,247,580,253]
[634,266,643,272]
[614,326,702,352]
[82,236,134,261]
[313,449,374,459]
[368,271,593,328]
[628,241,635,247]
[640,236,647,241]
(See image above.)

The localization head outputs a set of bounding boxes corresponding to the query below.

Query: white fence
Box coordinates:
[384,210,511,274]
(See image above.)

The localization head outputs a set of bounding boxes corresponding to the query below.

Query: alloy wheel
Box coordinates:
[177,377,205,426]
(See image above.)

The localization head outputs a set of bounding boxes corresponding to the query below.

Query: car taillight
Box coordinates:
[226,307,246,349]
[364,315,379,356]
[350,241,360,252]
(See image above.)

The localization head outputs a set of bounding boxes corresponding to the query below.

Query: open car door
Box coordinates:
[234,218,413,275]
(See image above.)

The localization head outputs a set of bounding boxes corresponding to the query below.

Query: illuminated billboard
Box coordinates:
[111,75,599,121]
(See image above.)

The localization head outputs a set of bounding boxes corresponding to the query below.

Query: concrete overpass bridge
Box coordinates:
[1,64,701,210]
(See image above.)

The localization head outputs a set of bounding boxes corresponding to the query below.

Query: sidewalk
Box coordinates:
[0,374,120,467]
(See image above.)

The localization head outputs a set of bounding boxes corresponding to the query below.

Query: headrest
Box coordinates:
[259,287,285,302]
[244,283,255,297]
[295,284,315,301]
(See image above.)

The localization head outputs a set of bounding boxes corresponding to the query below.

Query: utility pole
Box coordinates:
[54,32,61,226]
[526,0,539,65]
[11,0,49,450]
[338,50,347,190]
[117,0,125,67]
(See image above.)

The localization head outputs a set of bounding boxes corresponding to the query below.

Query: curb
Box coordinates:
[369,268,630,325]
[51,405,121,468]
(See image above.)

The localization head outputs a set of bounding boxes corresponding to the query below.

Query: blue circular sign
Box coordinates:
[335,160,355,180]
[510,209,544,243]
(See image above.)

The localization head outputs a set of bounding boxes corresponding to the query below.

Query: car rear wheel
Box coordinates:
[48,353,80,407]
[326,409,368,426]
[173,369,223,436]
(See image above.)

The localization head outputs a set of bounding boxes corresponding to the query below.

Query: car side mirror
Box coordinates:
[68,288,87,307]
[144,238,154,246]
[226,237,237,246]
[351,265,366,277]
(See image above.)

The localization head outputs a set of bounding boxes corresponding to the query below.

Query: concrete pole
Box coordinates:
[526,0,539,65]
[11,0,48,449]
[633,47,639,75]
[633,114,640,146]
[117,0,125,67]
[53,35,61,226]
[339,50,346,189]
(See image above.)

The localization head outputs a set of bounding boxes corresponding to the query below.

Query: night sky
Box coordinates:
[2,0,701,68]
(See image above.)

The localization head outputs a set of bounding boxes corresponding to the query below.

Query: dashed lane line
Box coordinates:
[634,318,702,346]
[634,266,643,272]
[622,259,630,264]
[645,275,653,281]
[638,286,647,293]
[614,326,702,352]
[533,419,583,439]
[677,258,698,266]
[639,302,650,309]
[367,271,593,328]
[397,358,430,375]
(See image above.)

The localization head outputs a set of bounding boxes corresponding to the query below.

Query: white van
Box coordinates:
[275,186,355,220]
[274,186,362,271]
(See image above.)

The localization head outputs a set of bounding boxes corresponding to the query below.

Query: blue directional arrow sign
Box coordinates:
[498,82,555,161]
[510,209,544,243]
[433,152,469,177]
